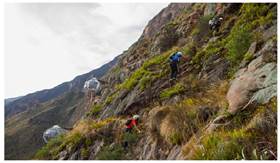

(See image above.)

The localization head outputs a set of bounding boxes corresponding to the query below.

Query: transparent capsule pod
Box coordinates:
[83,77,101,92]
[42,125,68,143]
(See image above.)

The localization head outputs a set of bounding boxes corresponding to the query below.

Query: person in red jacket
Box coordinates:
[123,114,140,149]
[125,114,140,133]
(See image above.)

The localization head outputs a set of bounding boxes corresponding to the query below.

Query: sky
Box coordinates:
[5,3,168,98]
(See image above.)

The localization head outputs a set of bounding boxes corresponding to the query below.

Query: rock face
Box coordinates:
[227,39,277,114]
[17,3,277,160]
[142,3,192,39]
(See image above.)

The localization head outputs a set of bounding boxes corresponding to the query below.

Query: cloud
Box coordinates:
[5,3,168,98]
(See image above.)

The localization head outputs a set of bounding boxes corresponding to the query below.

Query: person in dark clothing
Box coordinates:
[169,51,183,80]
[209,16,223,32]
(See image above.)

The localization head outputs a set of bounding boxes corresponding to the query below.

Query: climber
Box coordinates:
[123,115,141,149]
[209,16,223,32]
[169,51,183,80]
[124,114,141,133]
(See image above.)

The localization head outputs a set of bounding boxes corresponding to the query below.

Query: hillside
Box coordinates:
[8,3,277,160]
[5,56,118,159]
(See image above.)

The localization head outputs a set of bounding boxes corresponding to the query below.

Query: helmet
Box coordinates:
[133,115,140,119]
[177,52,183,57]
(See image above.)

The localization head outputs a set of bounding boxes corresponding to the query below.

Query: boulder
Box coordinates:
[227,52,277,114]
[58,150,69,160]
[261,25,276,41]
[69,151,79,160]
[204,3,216,16]
[167,145,182,160]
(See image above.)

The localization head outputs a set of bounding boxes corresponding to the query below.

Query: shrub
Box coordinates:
[192,14,212,41]
[105,93,117,105]
[118,48,178,91]
[34,134,65,159]
[225,3,275,65]
[139,75,152,91]
[239,4,274,29]
[225,26,252,64]
[193,129,250,160]
[123,132,138,144]
[160,83,185,100]
[117,67,150,90]
[87,104,103,116]
[96,144,125,160]
[64,132,84,150]
[159,106,198,145]
[243,52,254,62]
[81,147,89,159]
[169,132,184,145]
[142,51,170,69]
[181,42,197,57]
[84,138,92,147]
[90,117,117,129]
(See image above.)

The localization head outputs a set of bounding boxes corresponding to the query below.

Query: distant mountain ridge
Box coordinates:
[5,56,119,118]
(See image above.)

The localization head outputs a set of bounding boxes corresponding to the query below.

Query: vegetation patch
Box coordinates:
[34,134,65,160]
[160,83,185,100]
[105,92,117,105]
[86,104,103,117]
[243,52,254,62]
[81,147,89,159]
[225,3,275,65]
[118,48,178,91]
[169,132,184,145]
[225,26,252,64]
[158,106,198,145]
[95,144,125,160]
[90,117,118,129]
[192,129,250,160]
[122,131,139,145]
[191,14,213,41]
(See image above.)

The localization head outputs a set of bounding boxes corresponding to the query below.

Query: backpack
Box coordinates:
[169,52,177,62]
[125,119,132,126]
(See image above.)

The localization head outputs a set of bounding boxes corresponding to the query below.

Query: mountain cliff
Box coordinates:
[7,3,277,160]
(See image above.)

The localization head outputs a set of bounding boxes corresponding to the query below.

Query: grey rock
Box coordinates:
[167,145,182,160]
[254,39,276,58]
[262,25,276,41]
[58,150,69,160]
[208,36,220,43]
[204,3,216,16]
[69,151,79,160]
[227,55,277,114]
[252,84,277,104]
[88,141,104,160]
[119,72,126,82]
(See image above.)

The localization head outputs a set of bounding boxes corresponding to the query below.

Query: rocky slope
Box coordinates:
[5,57,118,160]
[32,3,277,160]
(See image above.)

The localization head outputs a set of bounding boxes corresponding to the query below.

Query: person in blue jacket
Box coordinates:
[169,51,183,80]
